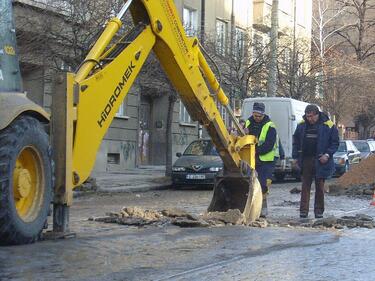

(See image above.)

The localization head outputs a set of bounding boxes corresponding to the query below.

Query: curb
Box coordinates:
[96,182,173,193]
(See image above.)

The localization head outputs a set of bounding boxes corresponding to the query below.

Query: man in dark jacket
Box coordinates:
[292,104,339,219]
[245,102,279,217]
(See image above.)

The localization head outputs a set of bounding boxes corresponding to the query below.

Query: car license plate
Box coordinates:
[186,174,206,180]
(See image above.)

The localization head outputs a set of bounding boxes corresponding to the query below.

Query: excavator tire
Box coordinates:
[0,116,52,245]
[208,164,262,224]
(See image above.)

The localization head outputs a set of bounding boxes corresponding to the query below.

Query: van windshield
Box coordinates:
[0,0,22,92]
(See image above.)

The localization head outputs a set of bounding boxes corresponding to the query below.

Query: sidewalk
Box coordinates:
[91,165,173,193]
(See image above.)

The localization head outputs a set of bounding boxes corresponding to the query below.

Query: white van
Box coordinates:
[241,97,310,180]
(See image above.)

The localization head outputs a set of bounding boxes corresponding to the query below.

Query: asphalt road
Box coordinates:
[1,180,374,281]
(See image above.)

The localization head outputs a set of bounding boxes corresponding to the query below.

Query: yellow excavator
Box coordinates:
[0,0,262,245]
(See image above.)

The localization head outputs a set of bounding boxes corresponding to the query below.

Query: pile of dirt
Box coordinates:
[89,207,266,228]
[329,156,375,196]
[89,207,374,230]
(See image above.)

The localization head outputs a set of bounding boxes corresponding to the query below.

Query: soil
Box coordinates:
[329,156,375,196]
[337,156,375,188]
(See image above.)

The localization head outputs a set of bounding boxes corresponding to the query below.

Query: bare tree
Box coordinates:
[267,0,279,97]
[15,0,128,70]
[335,0,375,63]
[276,38,319,101]
[312,0,349,62]
[202,29,270,103]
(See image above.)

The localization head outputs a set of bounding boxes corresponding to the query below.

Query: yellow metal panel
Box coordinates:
[52,73,74,205]
[0,92,49,130]
[236,135,257,169]
[71,26,156,186]
[75,18,123,83]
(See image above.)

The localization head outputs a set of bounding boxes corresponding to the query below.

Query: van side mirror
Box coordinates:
[176,152,182,157]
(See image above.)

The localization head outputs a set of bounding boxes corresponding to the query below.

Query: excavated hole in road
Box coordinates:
[88,207,375,230]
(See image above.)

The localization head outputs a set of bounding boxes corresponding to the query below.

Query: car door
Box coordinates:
[347,141,361,164]
[369,141,375,154]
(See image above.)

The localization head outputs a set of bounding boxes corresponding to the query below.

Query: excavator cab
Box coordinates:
[0,1,22,93]
[0,0,52,245]
[0,0,262,245]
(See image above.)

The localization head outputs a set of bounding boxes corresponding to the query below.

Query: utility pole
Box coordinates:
[200,0,205,45]
[230,0,235,109]
[290,0,296,97]
[267,0,278,97]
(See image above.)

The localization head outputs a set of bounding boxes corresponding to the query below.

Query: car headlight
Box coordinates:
[209,167,222,172]
[334,158,345,165]
[172,166,186,172]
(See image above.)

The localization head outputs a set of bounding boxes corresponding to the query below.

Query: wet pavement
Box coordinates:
[1,179,375,281]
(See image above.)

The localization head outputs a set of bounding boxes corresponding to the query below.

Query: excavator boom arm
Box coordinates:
[67,0,254,188]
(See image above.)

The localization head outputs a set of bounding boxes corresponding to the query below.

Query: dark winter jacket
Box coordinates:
[246,115,277,164]
[292,112,339,179]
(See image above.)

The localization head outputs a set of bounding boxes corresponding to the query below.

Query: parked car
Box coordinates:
[334,140,361,176]
[352,140,375,160]
[172,139,223,188]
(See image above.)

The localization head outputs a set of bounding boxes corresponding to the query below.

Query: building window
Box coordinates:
[116,102,125,117]
[183,7,198,36]
[297,52,304,76]
[216,101,228,127]
[315,72,324,99]
[179,101,192,124]
[216,19,227,56]
[116,96,128,118]
[252,33,263,62]
[282,48,291,71]
[234,27,246,60]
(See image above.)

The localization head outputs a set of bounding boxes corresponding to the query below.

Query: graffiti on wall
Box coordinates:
[121,141,136,162]
[138,127,150,165]
[173,127,189,146]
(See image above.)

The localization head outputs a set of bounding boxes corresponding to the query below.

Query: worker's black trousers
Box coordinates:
[300,156,325,216]
[256,162,275,194]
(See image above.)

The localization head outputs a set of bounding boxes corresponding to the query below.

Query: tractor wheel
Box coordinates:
[0,116,52,245]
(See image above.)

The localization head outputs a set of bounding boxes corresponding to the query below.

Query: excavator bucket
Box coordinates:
[207,162,262,224]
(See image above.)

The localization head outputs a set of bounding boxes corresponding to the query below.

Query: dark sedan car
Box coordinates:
[352,140,375,160]
[334,140,361,176]
[172,139,223,188]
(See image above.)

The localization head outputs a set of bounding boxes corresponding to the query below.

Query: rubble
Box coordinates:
[90,206,375,230]
[171,218,210,227]
[201,209,244,225]
[75,177,98,192]
[275,200,299,207]
[290,187,301,194]
[89,207,267,228]
[272,213,375,229]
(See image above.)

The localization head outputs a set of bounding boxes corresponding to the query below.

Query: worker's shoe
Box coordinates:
[260,195,268,218]
[315,213,323,219]
[300,212,308,219]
